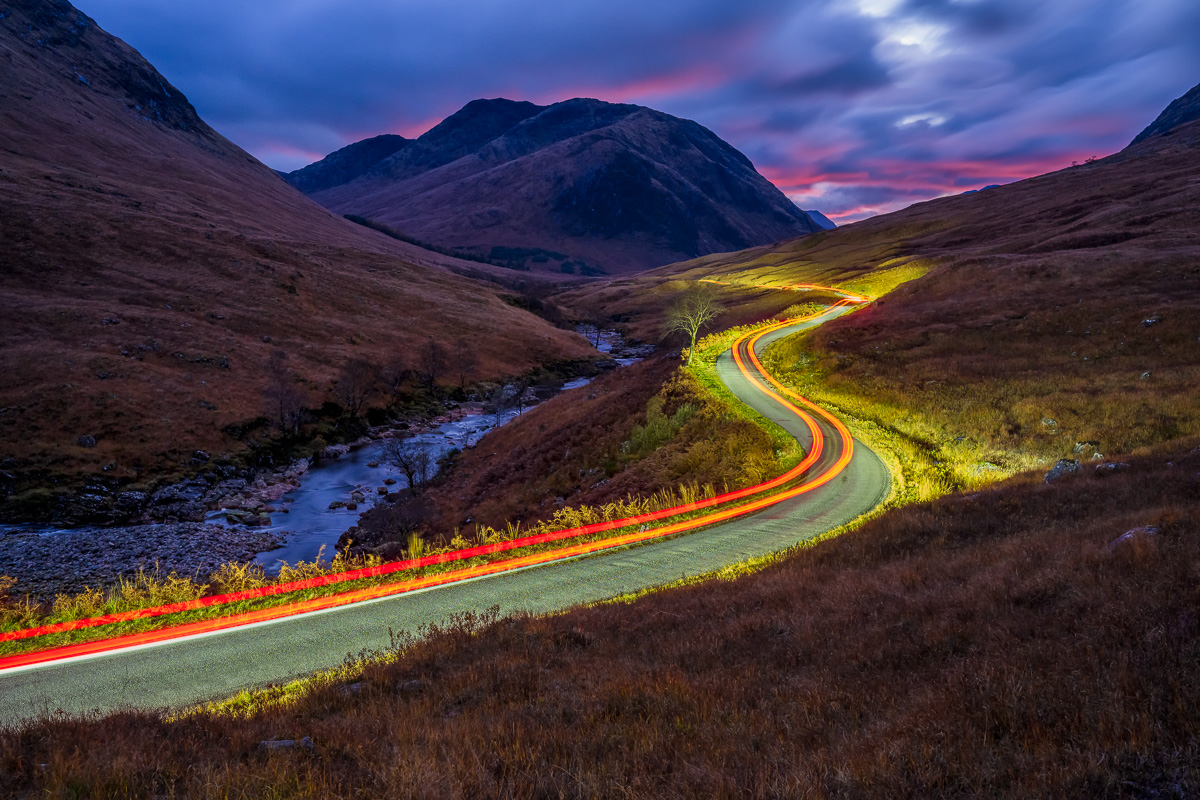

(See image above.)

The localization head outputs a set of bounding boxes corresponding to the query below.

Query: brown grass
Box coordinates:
[3,442,1196,798]
[0,3,595,508]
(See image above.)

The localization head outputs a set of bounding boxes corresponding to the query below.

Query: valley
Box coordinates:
[0,1,1197,796]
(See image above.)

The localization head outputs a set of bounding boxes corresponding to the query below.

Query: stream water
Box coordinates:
[246,328,648,570]
[244,405,528,571]
[0,328,650,582]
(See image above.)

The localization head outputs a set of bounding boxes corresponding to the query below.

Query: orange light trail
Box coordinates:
[0,286,869,671]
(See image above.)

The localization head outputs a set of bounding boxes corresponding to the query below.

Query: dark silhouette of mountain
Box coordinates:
[299,98,821,274]
[284,133,409,193]
[1130,80,1200,145]
[0,0,592,502]
[805,210,836,230]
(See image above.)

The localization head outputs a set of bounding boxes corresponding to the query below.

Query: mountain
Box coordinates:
[805,210,836,230]
[1130,80,1200,145]
[0,0,593,508]
[283,133,409,193]
[295,98,822,274]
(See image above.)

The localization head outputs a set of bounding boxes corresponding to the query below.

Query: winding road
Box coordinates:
[0,304,889,724]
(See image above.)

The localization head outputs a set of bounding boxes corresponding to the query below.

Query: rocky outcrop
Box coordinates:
[1043,459,1081,483]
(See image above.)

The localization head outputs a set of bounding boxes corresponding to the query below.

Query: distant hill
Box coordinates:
[805,210,836,230]
[295,98,822,274]
[0,0,593,509]
[1130,80,1200,145]
[284,134,409,194]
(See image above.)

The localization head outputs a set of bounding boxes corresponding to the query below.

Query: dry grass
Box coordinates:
[0,3,595,510]
[3,442,1196,798]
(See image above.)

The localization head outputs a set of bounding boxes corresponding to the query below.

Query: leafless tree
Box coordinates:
[584,308,608,348]
[418,337,447,395]
[335,357,378,417]
[380,355,412,404]
[263,350,306,434]
[452,339,478,391]
[381,438,433,495]
[666,286,721,365]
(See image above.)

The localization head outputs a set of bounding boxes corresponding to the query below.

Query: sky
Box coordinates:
[83,0,1200,223]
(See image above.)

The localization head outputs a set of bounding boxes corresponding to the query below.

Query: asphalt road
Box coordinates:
[0,307,889,724]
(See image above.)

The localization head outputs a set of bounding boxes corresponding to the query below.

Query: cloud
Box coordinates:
[81,0,1200,211]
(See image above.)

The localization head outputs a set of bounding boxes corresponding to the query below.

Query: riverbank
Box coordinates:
[0,523,284,601]
[0,334,653,599]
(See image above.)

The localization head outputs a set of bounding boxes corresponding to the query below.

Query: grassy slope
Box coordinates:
[0,2,594,498]
[615,118,1200,499]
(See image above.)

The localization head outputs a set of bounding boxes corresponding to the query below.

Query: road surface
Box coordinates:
[0,307,889,724]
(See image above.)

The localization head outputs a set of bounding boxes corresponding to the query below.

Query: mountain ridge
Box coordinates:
[292,97,820,274]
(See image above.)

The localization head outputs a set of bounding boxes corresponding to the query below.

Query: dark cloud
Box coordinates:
[80,0,1200,220]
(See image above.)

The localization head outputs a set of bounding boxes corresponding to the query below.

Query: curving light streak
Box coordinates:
[0,287,868,671]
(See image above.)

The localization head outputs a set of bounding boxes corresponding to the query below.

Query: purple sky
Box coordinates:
[83,0,1200,222]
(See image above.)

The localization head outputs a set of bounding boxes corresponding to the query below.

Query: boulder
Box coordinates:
[1043,459,1081,483]
[1108,525,1161,550]
[258,737,314,752]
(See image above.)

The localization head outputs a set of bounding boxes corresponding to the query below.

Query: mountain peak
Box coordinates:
[299,97,820,273]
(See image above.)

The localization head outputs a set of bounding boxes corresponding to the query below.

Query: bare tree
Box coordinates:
[335,357,377,418]
[418,338,447,395]
[380,355,412,404]
[666,286,721,365]
[452,339,478,392]
[381,438,433,495]
[584,308,608,348]
[263,350,306,434]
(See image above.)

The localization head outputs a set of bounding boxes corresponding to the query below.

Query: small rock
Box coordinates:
[328,501,345,510]
[1108,526,1161,550]
[258,737,314,752]
[367,461,379,468]
[77,435,97,448]
[1141,371,1151,380]
[383,478,396,486]
[398,679,426,696]
[377,487,388,495]
[1095,461,1130,476]
[1040,418,1057,429]
[350,492,365,503]
[192,450,210,463]
[345,502,358,511]
[1043,459,1080,483]
[1141,316,1161,327]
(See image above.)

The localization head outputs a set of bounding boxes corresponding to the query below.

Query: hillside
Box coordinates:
[294,97,822,274]
[0,0,595,510]
[566,81,1200,494]
[1130,80,1200,145]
